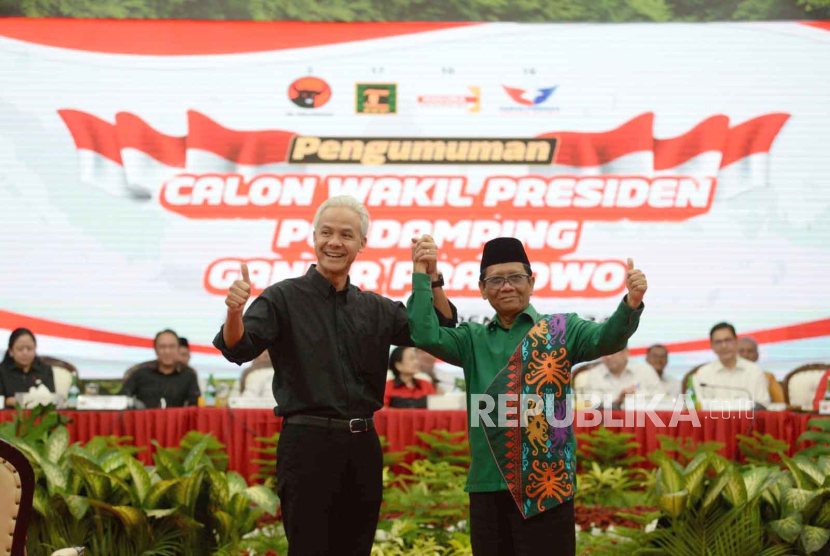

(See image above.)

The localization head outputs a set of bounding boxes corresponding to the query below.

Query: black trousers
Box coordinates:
[469,491,575,556]
[276,422,383,556]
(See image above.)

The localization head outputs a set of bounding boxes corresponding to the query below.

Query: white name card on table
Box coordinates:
[228,397,276,409]
[76,395,132,411]
[427,393,466,410]
[0,397,4,409]
[819,401,830,415]
[766,403,788,412]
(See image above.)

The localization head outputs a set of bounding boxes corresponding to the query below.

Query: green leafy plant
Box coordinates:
[636,450,830,555]
[738,431,789,466]
[250,431,279,481]
[0,403,70,444]
[406,430,470,466]
[383,458,469,529]
[577,462,654,507]
[4,0,830,22]
[577,426,644,469]
[165,430,229,471]
[1,407,278,556]
[648,434,725,467]
[796,418,830,458]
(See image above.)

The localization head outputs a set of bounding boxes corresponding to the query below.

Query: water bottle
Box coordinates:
[67,374,80,409]
[685,375,698,410]
[205,374,217,407]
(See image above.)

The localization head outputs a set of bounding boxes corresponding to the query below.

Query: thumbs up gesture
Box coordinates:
[225,263,252,313]
[625,258,647,309]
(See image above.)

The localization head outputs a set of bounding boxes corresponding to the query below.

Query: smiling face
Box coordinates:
[711,327,738,364]
[313,206,366,281]
[479,262,535,319]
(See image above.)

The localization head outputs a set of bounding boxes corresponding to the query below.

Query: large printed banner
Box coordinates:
[0,19,828,377]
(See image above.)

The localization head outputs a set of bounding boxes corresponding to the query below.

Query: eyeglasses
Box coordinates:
[482,274,531,289]
[712,338,736,347]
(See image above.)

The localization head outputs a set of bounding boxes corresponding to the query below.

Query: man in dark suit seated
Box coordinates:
[121,329,200,408]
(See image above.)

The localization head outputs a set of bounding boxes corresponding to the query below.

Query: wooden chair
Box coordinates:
[783,363,830,407]
[571,360,601,393]
[0,439,86,556]
[680,364,705,393]
[122,360,156,383]
[0,439,34,556]
[39,356,78,375]
[40,356,78,399]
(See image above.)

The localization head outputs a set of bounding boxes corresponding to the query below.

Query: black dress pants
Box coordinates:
[469,491,575,556]
[276,422,383,556]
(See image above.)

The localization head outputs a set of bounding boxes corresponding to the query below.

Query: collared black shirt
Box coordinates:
[0,358,55,397]
[120,362,200,409]
[213,265,457,419]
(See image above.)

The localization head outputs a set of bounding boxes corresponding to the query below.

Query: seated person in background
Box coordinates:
[737,337,759,363]
[693,322,771,406]
[578,347,662,408]
[384,346,436,408]
[812,368,830,411]
[241,350,276,399]
[178,337,192,366]
[121,329,200,408]
[646,344,681,397]
[0,328,55,407]
[416,349,444,393]
[736,336,785,403]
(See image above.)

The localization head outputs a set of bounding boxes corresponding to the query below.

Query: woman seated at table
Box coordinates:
[0,328,55,407]
[384,346,436,409]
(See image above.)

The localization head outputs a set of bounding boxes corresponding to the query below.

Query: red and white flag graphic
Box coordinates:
[59,109,789,201]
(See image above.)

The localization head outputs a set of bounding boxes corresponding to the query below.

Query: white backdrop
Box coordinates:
[0,20,828,379]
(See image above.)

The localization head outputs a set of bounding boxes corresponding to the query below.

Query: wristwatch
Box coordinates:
[431,273,444,288]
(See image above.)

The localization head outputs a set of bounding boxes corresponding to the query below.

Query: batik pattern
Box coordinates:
[481,313,576,519]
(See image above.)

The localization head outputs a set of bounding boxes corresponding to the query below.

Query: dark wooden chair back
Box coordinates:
[0,439,35,556]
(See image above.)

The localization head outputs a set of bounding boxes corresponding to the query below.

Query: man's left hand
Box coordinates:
[412,235,439,278]
[625,258,647,308]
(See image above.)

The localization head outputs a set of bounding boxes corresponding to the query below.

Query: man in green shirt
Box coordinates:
[407,236,647,556]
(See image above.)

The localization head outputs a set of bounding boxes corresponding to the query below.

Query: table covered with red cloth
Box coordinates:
[0,408,819,480]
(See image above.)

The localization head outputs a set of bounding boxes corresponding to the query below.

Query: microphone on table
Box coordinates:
[697,382,767,411]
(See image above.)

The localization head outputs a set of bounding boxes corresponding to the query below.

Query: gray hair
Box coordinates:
[312,195,370,238]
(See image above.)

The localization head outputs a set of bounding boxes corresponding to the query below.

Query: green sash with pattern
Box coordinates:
[481,313,575,520]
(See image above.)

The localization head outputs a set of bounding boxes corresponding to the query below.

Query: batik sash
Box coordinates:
[481,313,576,519]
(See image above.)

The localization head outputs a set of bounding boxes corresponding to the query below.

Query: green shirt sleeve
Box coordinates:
[568,297,644,365]
[406,273,470,367]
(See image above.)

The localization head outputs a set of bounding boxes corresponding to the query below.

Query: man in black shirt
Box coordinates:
[122,329,200,408]
[214,195,456,556]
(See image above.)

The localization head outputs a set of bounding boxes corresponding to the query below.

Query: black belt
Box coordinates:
[284,415,374,433]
